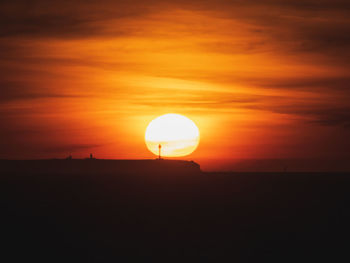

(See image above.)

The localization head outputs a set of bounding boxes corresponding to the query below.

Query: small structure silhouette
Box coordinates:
[158,144,162,160]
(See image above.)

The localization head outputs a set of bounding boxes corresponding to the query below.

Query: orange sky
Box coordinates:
[0,1,349,170]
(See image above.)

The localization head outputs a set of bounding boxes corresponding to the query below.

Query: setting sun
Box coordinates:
[145,114,200,157]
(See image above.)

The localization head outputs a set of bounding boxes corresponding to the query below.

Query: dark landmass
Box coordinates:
[1,160,350,262]
[0,159,201,175]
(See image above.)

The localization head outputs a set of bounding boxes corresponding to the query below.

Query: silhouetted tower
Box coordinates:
[158,144,161,160]
[90,153,93,159]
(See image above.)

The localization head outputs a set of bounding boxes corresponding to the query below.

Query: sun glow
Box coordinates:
[145,114,200,157]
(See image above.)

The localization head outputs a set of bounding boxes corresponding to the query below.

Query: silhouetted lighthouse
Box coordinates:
[158,144,162,160]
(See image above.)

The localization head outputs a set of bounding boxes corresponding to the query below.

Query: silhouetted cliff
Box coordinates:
[0,159,201,175]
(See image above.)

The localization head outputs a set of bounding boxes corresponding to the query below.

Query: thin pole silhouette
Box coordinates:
[158,144,161,160]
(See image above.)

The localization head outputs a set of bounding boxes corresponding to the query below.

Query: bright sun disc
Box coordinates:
[145,114,200,157]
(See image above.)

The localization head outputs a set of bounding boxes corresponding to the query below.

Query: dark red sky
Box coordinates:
[0,0,349,170]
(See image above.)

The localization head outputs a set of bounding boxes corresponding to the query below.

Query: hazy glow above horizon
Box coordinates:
[145,114,200,157]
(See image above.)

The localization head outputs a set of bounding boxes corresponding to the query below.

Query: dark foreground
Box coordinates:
[1,164,350,262]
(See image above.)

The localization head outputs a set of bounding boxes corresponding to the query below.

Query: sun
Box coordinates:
[145,114,200,157]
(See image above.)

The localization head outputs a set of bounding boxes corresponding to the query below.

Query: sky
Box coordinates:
[0,0,349,171]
